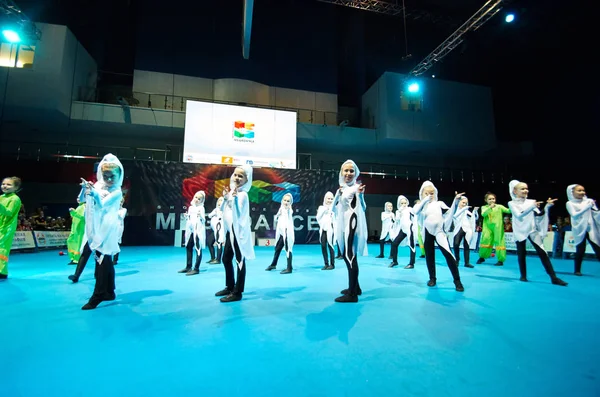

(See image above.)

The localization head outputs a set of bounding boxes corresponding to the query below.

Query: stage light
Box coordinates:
[2,30,21,43]
[431,74,436,78]
[505,13,515,23]
[408,83,419,93]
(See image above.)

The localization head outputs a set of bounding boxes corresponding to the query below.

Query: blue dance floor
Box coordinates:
[1,244,598,397]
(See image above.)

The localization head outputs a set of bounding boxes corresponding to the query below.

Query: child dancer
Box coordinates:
[68,182,95,283]
[450,194,478,268]
[376,202,395,258]
[265,192,295,274]
[508,180,567,286]
[316,191,336,270]
[66,198,86,265]
[113,198,126,265]
[0,177,22,280]
[413,182,464,291]
[80,154,124,309]
[566,184,600,275]
[477,192,511,266]
[179,191,206,275]
[389,195,416,269]
[215,165,255,302]
[206,197,224,264]
[333,160,368,302]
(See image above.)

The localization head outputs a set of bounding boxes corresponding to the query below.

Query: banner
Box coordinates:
[125,162,339,246]
[33,231,70,248]
[562,231,596,254]
[11,231,36,250]
[504,232,554,252]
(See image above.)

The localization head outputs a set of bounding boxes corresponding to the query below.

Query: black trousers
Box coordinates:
[516,236,557,279]
[73,242,93,279]
[186,235,202,270]
[342,214,360,295]
[424,230,460,281]
[270,236,293,269]
[574,232,600,273]
[88,251,115,305]
[453,228,470,265]
[390,230,416,265]
[207,227,223,261]
[320,231,335,266]
[222,231,246,294]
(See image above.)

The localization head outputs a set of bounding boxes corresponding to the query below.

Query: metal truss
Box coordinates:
[315,0,405,16]
[0,0,42,41]
[408,0,503,76]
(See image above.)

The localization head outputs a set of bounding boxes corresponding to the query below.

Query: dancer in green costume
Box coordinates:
[414,200,426,257]
[477,192,511,266]
[0,177,22,279]
[67,199,86,264]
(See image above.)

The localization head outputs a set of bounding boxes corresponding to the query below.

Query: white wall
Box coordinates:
[132,69,338,124]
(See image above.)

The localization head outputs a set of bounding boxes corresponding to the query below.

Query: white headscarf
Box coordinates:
[339,160,360,187]
[230,165,253,192]
[566,184,582,202]
[509,180,521,200]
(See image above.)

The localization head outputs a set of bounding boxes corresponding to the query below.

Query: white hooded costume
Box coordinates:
[185,191,207,255]
[84,154,124,258]
[390,195,413,247]
[333,160,368,264]
[380,202,395,241]
[221,165,255,268]
[274,193,295,257]
[208,198,225,247]
[508,180,550,244]
[450,196,479,245]
[413,181,454,256]
[317,191,336,248]
[566,184,600,247]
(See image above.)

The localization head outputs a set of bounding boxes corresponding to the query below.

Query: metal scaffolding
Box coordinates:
[315,0,405,16]
[408,0,503,76]
[0,0,42,41]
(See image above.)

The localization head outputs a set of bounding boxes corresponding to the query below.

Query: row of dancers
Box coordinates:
[2,157,599,307]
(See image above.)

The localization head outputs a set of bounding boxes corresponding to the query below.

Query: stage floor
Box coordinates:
[1,244,599,397]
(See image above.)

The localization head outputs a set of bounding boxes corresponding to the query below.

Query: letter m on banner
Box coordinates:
[156,213,176,230]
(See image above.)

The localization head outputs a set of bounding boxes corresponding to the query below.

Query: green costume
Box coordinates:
[417,225,425,256]
[0,192,22,277]
[67,203,86,262]
[478,204,511,262]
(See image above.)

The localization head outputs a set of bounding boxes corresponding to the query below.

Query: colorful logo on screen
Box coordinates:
[233,121,255,141]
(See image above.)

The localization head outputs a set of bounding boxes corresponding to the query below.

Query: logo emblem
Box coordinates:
[233,121,255,141]
[221,156,233,164]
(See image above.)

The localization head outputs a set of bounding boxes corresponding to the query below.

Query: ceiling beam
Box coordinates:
[242,0,255,59]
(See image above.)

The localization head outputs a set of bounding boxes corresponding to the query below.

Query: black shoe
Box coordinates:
[321,265,329,270]
[465,263,474,268]
[68,275,79,283]
[575,272,583,276]
[280,268,292,274]
[220,293,242,302]
[551,277,568,286]
[476,258,485,264]
[388,262,398,268]
[375,255,384,258]
[0,274,7,280]
[427,279,436,287]
[520,277,528,282]
[265,265,276,271]
[335,294,358,303]
[186,269,200,276]
[178,268,191,273]
[494,262,503,266]
[454,280,464,292]
[215,288,231,297]
[326,265,334,270]
[404,264,414,269]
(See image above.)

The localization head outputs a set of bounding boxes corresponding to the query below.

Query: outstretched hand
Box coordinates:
[358,184,366,193]
[546,197,558,206]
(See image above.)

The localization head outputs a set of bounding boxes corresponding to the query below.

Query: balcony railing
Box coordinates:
[78,86,339,126]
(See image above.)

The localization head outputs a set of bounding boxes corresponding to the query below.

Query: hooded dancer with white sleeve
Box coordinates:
[178,191,206,275]
[206,197,225,264]
[215,165,255,302]
[80,154,124,310]
[450,194,478,268]
[266,192,295,274]
[508,180,567,286]
[377,202,395,258]
[389,195,416,269]
[316,191,336,270]
[332,160,368,303]
[566,184,600,275]
[413,182,464,291]
[113,198,127,265]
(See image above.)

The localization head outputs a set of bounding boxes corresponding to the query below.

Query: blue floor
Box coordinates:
[1,244,599,397]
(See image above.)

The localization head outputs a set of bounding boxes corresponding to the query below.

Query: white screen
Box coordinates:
[183,100,297,169]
